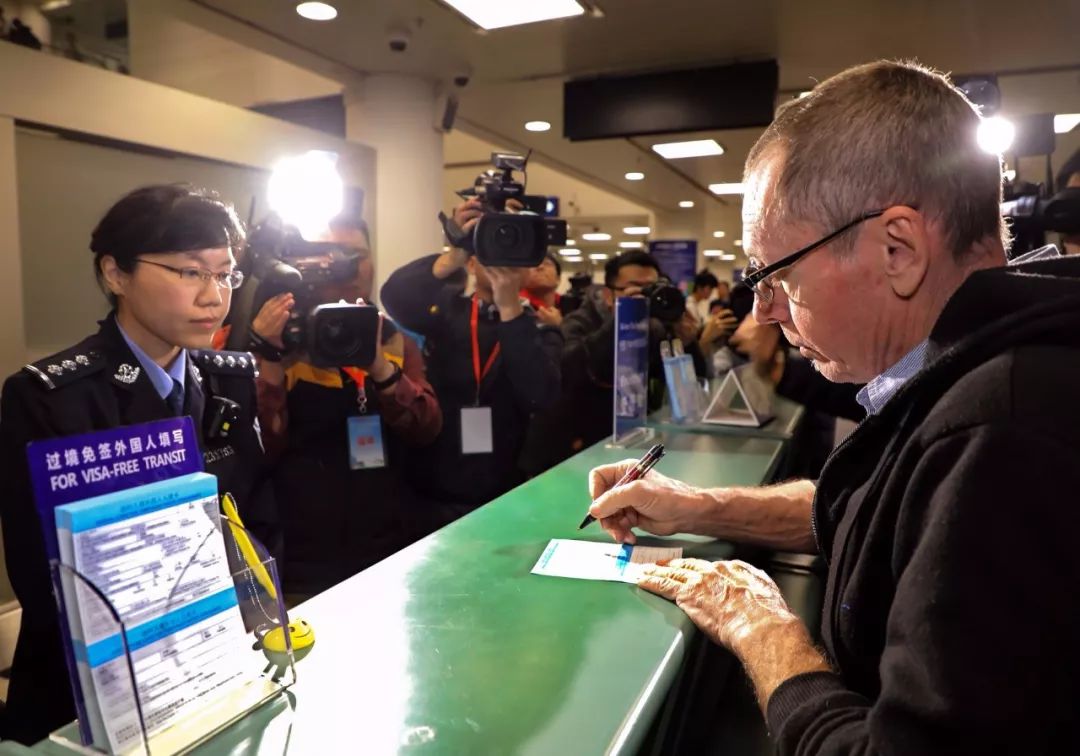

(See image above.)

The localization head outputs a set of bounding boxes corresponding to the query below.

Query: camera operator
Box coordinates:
[520,251,704,475]
[228,214,443,599]
[380,199,562,525]
[521,252,563,327]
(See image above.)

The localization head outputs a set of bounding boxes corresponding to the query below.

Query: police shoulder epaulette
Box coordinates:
[190,349,258,378]
[22,348,106,390]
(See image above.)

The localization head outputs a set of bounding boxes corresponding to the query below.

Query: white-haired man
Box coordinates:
[589,60,1080,753]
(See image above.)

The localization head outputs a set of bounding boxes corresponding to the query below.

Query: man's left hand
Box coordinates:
[487,267,526,321]
[673,310,700,345]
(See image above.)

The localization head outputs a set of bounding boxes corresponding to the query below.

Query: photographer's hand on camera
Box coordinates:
[251,292,294,350]
[487,267,526,321]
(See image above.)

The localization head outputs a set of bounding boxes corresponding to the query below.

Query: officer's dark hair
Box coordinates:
[604,250,662,288]
[90,184,245,305]
[693,270,719,289]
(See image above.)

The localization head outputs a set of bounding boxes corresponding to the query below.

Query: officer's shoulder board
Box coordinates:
[22,347,106,391]
[189,349,259,379]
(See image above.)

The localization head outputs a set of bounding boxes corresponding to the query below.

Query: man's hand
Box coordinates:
[673,309,700,345]
[639,558,830,708]
[487,267,526,321]
[699,309,739,348]
[588,459,705,543]
[451,198,485,238]
[251,292,294,349]
[730,316,782,380]
[536,305,563,328]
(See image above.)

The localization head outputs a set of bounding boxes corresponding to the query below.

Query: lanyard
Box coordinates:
[470,296,501,405]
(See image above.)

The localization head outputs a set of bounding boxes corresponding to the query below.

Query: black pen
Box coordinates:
[578,443,666,529]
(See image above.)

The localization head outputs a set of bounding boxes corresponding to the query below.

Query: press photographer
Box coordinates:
[381,154,563,524]
[221,153,442,598]
[520,251,705,476]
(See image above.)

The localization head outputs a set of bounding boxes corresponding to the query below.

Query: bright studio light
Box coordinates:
[268,151,344,239]
[977,116,1015,154]
[296,2,338,21]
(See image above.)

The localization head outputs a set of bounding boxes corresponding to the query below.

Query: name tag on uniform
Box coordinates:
[347,415,386,470]
[460,407,493,455]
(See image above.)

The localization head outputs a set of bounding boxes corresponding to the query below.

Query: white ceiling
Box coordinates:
[191,0,1080,261]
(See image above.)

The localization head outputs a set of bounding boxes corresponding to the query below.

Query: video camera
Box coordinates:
[440,152,567,267]
[225,217,380,367]
[1002,180,1080,258]
[641,279,686,325]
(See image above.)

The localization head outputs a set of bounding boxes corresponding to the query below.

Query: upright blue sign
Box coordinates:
[26,416,204,560]
[613,297,650,441]
[648,239,698,293]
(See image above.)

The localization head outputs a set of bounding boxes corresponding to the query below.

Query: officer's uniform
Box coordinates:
[0,313,279,744]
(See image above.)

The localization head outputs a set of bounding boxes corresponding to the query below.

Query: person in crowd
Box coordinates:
[587,60,1080,753]
[686,269,719,327]
[521,252,563,328]
[1058,148,1080,255]
[0,184,277,744]
[519,251,702,475]
[224,214,443,599]
[380,199,562,527]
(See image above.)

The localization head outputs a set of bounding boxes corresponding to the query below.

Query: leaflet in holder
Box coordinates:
[701,363,776,427]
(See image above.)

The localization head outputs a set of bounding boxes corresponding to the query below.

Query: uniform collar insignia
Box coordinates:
[114,363,141,384]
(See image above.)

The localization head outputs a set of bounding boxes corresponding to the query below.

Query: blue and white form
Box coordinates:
[55,472,248,754]
[531,539,683,584]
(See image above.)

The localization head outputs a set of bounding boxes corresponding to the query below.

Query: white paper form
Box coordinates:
[531,539,683,584]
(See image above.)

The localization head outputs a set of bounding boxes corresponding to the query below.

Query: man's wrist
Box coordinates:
[733,617,830,711]
[368,354,395,383]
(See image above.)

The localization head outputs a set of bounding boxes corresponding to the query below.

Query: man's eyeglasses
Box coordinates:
[136,259,244,290]
[741,209,886,305]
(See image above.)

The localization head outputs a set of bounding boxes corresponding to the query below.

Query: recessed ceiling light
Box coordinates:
[565,239,577,246]
[622,226,650,235]
[625,172,645,181]
[704,249,725,257]
[619,241,643,249]
[41,0,72,10]
[558,248,580,256]
[679,200,695,208]
[582,232,611,241]
[713,231,726,238]
[651,139,725,159]
[296,2,338,21]
[1054,114,1080,134]
[709,183,745,195]
[734,240,743,246]
[588,253,609,260]
[525,120,552,132]
[440,0,585,31]
[719,253,736,261]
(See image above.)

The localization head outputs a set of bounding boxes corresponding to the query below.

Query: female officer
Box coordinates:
[0,184,278,744]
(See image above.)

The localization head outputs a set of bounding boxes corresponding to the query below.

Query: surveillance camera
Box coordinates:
[387,28,410,53]
[452,70,471,88]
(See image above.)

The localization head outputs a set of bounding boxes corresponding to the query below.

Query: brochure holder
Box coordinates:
[661,340,708,423]
[701,363,776,428]
[49,521,293,756]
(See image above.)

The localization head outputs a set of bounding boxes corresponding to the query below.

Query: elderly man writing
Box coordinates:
[589,60,1080,753]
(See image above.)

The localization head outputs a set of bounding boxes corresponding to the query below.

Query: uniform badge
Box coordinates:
[114,363,141,384]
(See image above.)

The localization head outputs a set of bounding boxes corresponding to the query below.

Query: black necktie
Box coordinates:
[167,379,184,416]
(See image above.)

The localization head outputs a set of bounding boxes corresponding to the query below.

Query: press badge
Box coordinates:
[460,407,494,454]
[347,415,386,469]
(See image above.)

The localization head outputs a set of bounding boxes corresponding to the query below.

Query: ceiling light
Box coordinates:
[713,231,726,238]
[1054,114,1080,134]
[704,249,725,257]
[296,2,338,21]
[41,0,72,10]
[525,120,552,132]
[679,200,695,208]
[734,240,743,246]
[440,0,585,31]
[588,253,609,260]
[558,248,580,256]
[619,241,643,249]
[622,226,650,235]
[624,172,645,181]
[976,116,1015,154]
[709,183,745,195]
[565,239,577,246]
[651,139,724,160]
[582,232,611,241]
[720,253,736,261]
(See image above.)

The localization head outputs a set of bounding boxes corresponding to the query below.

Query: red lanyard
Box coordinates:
[470,296,501,405]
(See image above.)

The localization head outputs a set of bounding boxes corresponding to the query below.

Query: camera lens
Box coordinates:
[316,315,362,360]
[494,222,521,249]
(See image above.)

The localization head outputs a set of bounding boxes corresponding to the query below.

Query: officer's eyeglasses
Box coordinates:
[741,209,887,305]
[136,259,245,290]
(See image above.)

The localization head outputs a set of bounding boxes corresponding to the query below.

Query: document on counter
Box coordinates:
[55,472,250,754]
[531,539,683,584]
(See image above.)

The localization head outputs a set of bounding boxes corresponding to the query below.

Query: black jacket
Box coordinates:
[766,255,1080,754]
[0,314,277,744]
[381,255,562,514]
